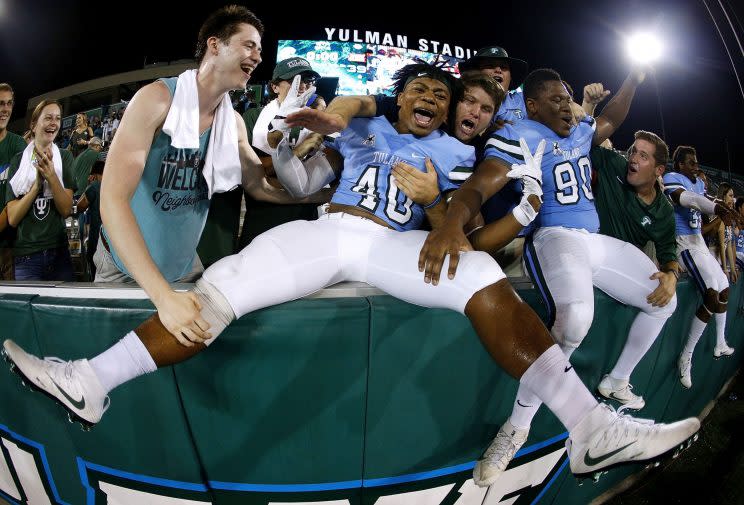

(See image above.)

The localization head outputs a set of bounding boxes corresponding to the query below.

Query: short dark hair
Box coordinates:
[195,5,264,61]
[562,80,574,99]
[672,145,696,171]
[523,68,563,101]
[735,196,744,212]
[634,130,669,166]
[391,63,460,97]
[460,75,506,110]
[0,83,14,97]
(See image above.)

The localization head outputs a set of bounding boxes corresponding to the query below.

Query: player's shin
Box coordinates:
[90,279,235,393]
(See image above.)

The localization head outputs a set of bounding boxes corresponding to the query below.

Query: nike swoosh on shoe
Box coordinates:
[48,374,86,410]
[583,440,637,467]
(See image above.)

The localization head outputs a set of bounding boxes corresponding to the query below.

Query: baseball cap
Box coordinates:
[272,57,321,81]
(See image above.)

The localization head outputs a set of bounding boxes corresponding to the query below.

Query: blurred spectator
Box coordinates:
[735,197,744,274]
[76,160,104,279]
[711,182,737,281]
[5,100,75,281]
[69,113,95,158]
[72,136,103,197]
[0,83,27,280]
[91,115,103,138]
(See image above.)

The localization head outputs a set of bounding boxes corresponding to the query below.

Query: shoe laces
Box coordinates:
[596,405,656,449]
[482,429,522,464]
[43,357,76,384]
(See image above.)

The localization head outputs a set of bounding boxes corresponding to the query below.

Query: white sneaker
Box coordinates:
[566,403,700,476]
[678,354,692,389]
[713,343,735,358]
[473,419,529,487]
[597,375,645,410]
[2,340,109,427]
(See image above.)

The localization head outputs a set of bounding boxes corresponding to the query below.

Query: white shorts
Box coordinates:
[203,213,506,318]
[523,226,674,345]
[677,234,729,294]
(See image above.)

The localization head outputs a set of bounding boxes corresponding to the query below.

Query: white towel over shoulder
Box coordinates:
[162,69,241,198]
[10,142,64,197]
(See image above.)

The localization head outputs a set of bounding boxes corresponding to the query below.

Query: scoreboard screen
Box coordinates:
[277,40,463,96]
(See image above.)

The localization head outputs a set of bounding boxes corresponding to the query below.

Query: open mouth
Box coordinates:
[240,64,254,77]
[44,127,57,135]
[459,118,476,136]
[560,115,572,128]
[628,163,639,174]
[413,107,435,128]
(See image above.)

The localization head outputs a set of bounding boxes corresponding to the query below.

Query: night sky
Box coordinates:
[1,0,742,173]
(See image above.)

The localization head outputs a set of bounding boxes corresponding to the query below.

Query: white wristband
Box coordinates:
[511,196,538,226]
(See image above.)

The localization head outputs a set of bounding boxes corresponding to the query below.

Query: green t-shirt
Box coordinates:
[242,106,263,146]
[71,148,100,197]
[592,146,677,265]
[0,131,27,248]
[5,149,76,256]
[196,187,243,268]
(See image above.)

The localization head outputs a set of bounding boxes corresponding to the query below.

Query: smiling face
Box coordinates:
[723,188,734,208]
[453,84,496,143]
[627,138,663,189]
[526,80,573,137]
[0,90,13,132]
[212,22,262,91]
[395,77,451,136]
[32,103,62,147]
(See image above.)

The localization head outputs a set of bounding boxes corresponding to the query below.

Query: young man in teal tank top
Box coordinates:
[90,5,322,340]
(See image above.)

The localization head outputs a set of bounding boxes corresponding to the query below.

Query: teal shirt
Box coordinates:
[102,77,212,282]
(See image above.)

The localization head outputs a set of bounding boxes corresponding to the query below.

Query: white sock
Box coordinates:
[683,316,708,357]
[509,344,578,429]
[509,384,542,429]
[518,344,597,431]
[90,331,157,394]
[610,312,667,381]
[714,312,727,347]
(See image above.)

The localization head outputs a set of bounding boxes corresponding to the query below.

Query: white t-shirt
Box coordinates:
[252,99,314,155]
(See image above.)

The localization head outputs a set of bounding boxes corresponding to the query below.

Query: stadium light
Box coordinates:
[626,32,663,64]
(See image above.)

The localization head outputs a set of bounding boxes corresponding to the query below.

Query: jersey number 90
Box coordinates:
[553,156,593,205]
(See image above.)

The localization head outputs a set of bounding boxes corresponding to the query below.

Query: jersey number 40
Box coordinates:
[352,165,414,225]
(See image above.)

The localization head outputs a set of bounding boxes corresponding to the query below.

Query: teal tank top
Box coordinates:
[103,77,212,281]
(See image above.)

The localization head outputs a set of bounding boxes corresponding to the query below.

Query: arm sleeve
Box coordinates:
[271,138,337,198]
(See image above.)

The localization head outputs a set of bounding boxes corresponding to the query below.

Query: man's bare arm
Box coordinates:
[285,95,379,135]
[100,81,211,342]
[593,69,644,146]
